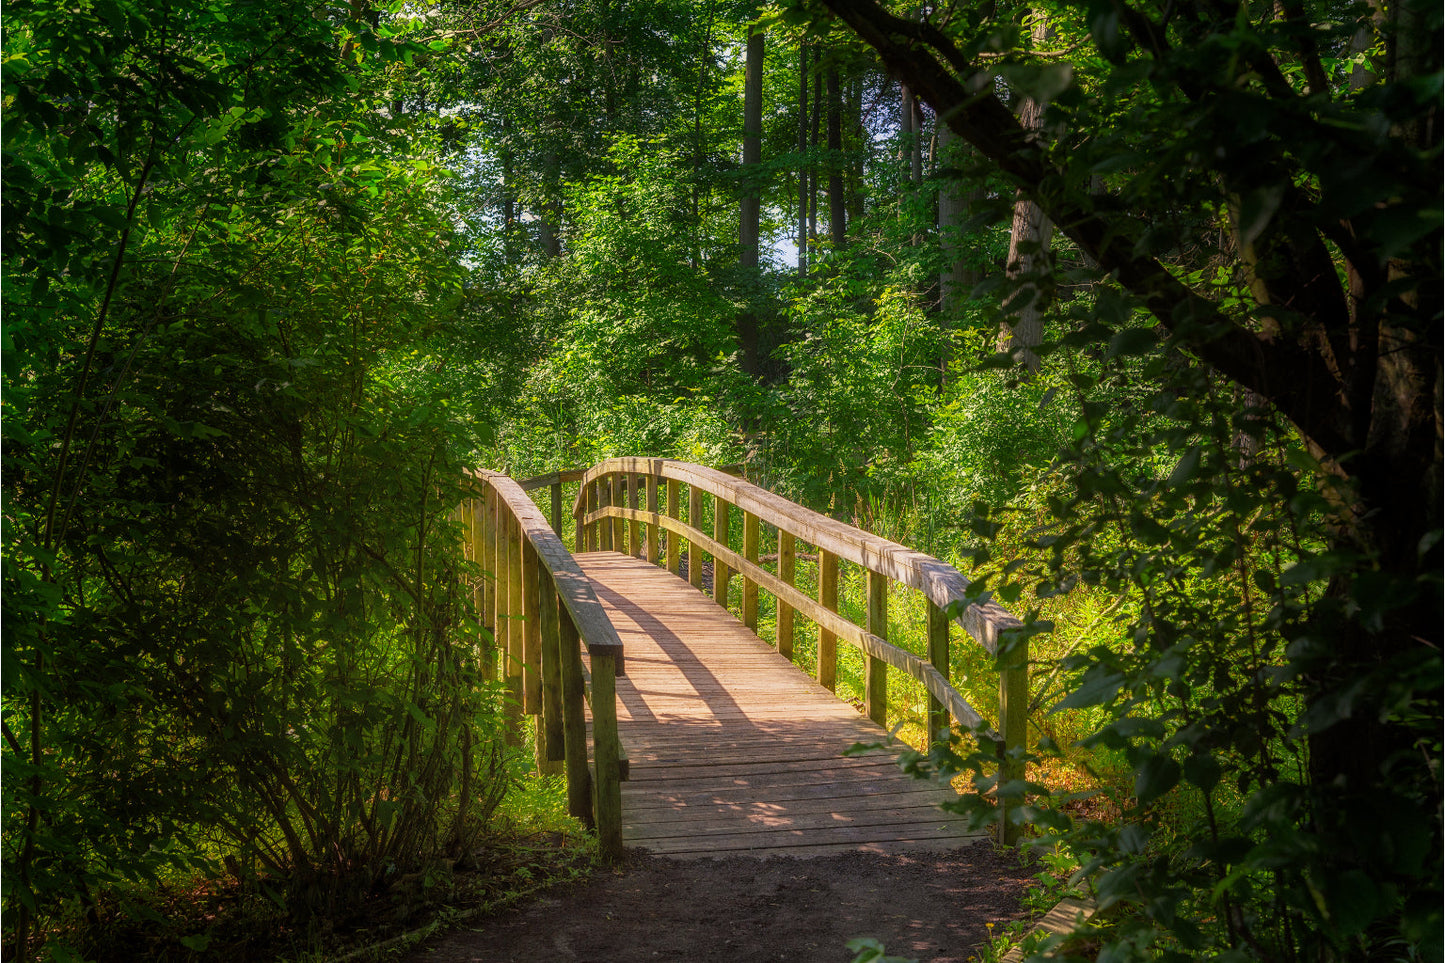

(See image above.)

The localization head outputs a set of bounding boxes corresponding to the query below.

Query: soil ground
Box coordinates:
[405,844,1035,963]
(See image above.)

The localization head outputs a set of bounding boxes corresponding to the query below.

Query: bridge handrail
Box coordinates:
[571,457,1028,843]
[461,469,626,859]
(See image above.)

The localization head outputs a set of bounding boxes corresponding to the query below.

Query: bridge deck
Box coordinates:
[576,551,986,858]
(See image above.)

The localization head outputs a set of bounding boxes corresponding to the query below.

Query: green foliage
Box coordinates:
[1,0,514,955]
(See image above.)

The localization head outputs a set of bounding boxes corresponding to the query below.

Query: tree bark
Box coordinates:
[826,67,845,249]
[998,14,1054,374]
[798,42,809,276]
[738,24,765,374]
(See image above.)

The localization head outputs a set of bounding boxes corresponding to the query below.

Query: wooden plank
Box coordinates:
[589,508,993,732]
[522,539,542,716]
[742,511,759,631]
[539,569,565,764]
[712,496,731,605]
[687,485,703,590]
[579,458,1021,653]
[819,548,837,691]
[927,598,950,744]
[865,568,888,727]
[627,471,641,558]
[574,552,984,858]
[665,480,680,575]
[778,530,795,660]
[646,474,660,564]
[560,603,593,827]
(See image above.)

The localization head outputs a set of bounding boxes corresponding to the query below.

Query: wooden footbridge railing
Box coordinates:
[461,459,1026,859]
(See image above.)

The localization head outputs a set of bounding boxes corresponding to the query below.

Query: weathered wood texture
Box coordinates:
[576,551,985,858]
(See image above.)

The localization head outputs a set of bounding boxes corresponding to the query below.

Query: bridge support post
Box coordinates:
[998,636,1029,846]
[558,606,593,828]
[687,486,704,590]
[742,512,759,631]
[590,649,625,861]
[777,531,795,659]
[480,493,497,681]
[611,474,626,555]
[550,481,564,539]
[538,569,566,773]
[627,472,641,557]
[503,512,524,747]
[818,550,838,691]
[599,476,613,552]
[665,480,681,575]
[712,497,732,607]
[927,600,950,745]
[646,474,660,564]
[865,570,888,727]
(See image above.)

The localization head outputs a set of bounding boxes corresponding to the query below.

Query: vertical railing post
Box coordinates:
[482,488,499,682]
[742,511,759,631]
[865,569,889,727]
[687,485,703,590]
[777,531,795,660]
[998,633,1029,845]
[522,539,543,719]
[627,472,641,558]
[558,603,592,827]
[575,485,586,553]
[665,479,681,575]
[645,473,660,564]
[712,496,731,607]
[550,481,564,538]
[610,474,626,554]
[504,511,524,746]
[480,492,497,681]
[927,600,951,745]
[590,646,625,861]
[599,475,614,552]
[538,568,565,775]
[818,549,838,691]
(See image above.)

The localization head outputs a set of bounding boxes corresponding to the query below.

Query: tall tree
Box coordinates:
[817,0,1441,955]
[738,21,766,373]
[997,12,1055,372]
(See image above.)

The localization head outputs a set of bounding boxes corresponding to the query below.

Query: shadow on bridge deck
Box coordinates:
[576,551,987,858]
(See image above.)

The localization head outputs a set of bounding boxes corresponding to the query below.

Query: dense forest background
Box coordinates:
[3,0,1439,960]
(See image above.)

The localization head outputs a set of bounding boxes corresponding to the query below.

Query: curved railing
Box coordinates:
[571,457,1028,842]
[460,469,626,859]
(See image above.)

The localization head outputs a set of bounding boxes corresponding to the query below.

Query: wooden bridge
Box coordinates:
[459,459,1026,859]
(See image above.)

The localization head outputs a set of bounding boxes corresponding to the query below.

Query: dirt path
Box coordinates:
[406,844,1033,963]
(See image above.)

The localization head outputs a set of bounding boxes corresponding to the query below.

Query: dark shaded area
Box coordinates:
[408,845,1033,963]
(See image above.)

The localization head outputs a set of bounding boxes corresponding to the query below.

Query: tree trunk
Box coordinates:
[827,67,845,249]
[798,43,809,276]
[997,15,1054,373]
[738,25,765,374]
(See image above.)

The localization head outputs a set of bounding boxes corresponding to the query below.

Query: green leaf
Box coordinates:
[1134,753,1181,803]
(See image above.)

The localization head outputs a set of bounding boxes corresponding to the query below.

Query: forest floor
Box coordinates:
[403,843,1036,963]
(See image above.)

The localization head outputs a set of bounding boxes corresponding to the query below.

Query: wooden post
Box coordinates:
[665,480,681,575]
[865,569,888,727]
[590,649,625,860]
[575,490,585,555]
[628,473,641,558]
[712,496,731,607]
[480,492,497,681]
[646,474,660,564]
[538,570,565,774]
[550,481,564,538]
[818,549,838,691]
[611,474,626,554]
[742,511,759,631]
[778,531,796,659]
[559,605,593,827]
[599,476,613,552]
[687,485,703,590]
[522,539,542,716]
[503,511,523,746]
[927,599,951,745]
[999,633,1029,845]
